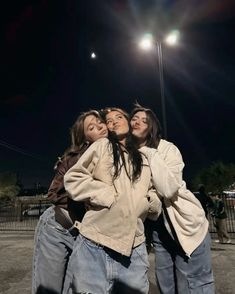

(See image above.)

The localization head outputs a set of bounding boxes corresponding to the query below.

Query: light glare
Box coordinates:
[139,34,154,50]
[165,30,179,46]
[91,52,96,59]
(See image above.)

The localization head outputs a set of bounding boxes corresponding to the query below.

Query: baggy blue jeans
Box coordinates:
[152,215,215,294]
[63,234,149,294]
[32,206,76,294]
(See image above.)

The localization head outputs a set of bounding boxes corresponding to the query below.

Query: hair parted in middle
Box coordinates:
[100,107,143,182]
[100,107,129,122]
[130,102,162,149]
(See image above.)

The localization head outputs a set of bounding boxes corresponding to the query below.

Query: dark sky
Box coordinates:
[1,0,235,188]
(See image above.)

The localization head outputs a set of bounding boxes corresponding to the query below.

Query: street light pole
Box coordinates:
[139,30,179,139]
[156,41,167,139]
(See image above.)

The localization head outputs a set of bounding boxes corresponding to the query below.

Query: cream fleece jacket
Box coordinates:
[140,139,208,256]
[64,138,161,256]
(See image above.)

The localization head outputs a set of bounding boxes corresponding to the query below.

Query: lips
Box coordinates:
[101,130,108,136]
[113,125,120,130]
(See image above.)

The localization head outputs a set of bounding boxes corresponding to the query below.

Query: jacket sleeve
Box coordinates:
[146,185,162,220]
[64,139,117,208]
[140,143,184,199]
[47,157,77,208]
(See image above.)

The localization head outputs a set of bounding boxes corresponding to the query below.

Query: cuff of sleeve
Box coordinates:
[148,198,162,220]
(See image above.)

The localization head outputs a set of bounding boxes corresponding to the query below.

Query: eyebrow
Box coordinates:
[107,113,123,120]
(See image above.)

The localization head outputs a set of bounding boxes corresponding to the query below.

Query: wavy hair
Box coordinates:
[54,110,103,168]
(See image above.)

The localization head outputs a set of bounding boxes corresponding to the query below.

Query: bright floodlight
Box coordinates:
[165,30,179,46]
[139,33,154,50]
[91,52,96,59]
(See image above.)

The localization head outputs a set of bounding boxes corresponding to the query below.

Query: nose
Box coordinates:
[102,124,107,131]
[113,119,119,125]
[132,120,139,127]
[106,118,116,130]
[109,118,118,128]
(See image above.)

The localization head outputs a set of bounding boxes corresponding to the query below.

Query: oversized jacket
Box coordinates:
[64,138,161,256]
[141,139,209,257]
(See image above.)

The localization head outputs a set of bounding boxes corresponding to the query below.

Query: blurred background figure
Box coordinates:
[210,193,231,244]
[196,184,214,218]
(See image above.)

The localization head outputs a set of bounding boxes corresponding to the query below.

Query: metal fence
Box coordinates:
[207,195,235,239]
[0,197,235,239]
[0,199,50,231]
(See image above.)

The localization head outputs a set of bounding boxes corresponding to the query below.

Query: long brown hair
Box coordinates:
[55,110,103,168]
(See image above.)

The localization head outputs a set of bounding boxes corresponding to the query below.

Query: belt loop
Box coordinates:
[74,220,81,231]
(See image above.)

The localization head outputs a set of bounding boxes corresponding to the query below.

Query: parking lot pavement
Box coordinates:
[0,232,234,294]
[0,232,34,294]
[210,240,235,294]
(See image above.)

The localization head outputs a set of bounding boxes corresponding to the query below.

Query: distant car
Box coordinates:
[223,192,235,209]
[22,204,51,216]
[224,192,235,200]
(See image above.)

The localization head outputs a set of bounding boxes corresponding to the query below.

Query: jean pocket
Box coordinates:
[46,216,70,235]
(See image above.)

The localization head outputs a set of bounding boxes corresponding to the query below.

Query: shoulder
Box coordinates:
[55,152,80,172]
[139,146,156,161]
[79,138,111,160]
[94,137,109,145]
[158,139,179,153]
[140,139,179,158]
[158,139,182,158]
[86,137,110,151]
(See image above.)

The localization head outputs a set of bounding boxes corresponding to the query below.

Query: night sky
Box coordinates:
[1,0,235,188]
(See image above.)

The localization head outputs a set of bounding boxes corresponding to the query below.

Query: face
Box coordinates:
[83,114,108,142]
[105,110,129,139]
[130,111,149,142]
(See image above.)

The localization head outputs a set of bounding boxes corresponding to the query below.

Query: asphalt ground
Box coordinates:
[0,232,235,294]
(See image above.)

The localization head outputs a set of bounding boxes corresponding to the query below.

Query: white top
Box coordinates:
[141,139,209,256]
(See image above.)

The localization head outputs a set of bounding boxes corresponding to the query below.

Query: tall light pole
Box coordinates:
[139,31,179,139]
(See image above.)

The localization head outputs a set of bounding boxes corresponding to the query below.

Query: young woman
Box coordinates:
[32,110,108,294]
[130,104,215,294]
[63,108,161,294]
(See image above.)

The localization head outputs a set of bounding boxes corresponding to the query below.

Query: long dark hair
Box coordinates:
[101,107,143,182]
[130,103,162,149]
[54,110,103,168]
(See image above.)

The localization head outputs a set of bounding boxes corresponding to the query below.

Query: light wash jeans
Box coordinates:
[63,234,149,294]
[152,215,215,294]
[32,206,76,294]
